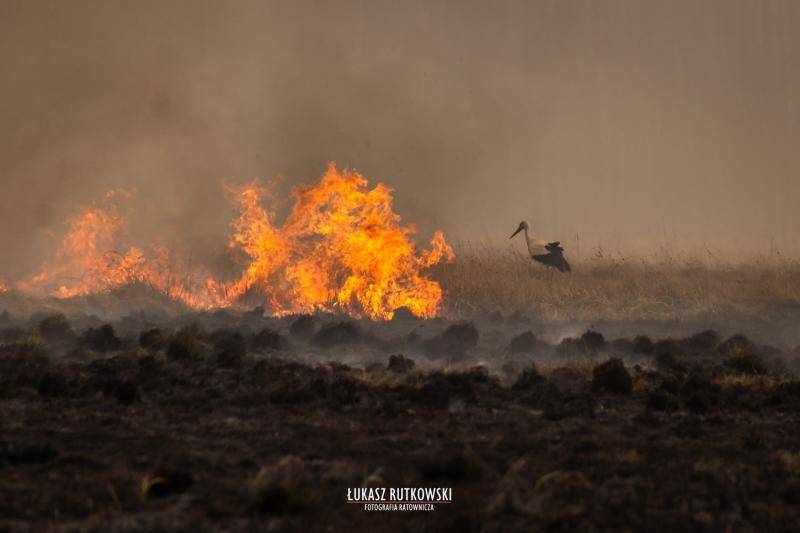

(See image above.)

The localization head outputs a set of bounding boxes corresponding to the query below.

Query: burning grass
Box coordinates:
[8,164,453,320]
[1,165,799,327]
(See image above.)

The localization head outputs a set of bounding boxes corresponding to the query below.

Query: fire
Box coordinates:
[12,164,454,319]
[16,189,139,298]
[15,190,218,307]
[217,163,454,318]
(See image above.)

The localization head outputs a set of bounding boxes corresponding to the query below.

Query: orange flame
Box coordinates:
[13,164,454,319]
[15,190,224,308]
[17,189,139,298]
[217,163,454,318]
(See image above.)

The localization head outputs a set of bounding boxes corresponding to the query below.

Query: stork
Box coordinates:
[510,221,571,273]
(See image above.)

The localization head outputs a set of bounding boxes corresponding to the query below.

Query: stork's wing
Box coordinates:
[533,252,571,273]
[545,241,564,253]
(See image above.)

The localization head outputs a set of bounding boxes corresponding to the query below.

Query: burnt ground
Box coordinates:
[1,308,800,531]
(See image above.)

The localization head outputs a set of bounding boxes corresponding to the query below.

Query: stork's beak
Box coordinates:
[510,226,522,239]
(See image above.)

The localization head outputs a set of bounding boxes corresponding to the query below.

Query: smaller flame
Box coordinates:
[14,190,223,308]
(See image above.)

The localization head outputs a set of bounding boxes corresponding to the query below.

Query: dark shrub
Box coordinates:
[109,378,140,405]
[311,322,361,349]
[646,390,676,411]
[81,325,122,352]
[716,334,756,357]
[683,330,720,354]
[592,358,633,394]
[37,372,67,397]
[139,328,166,350]
[387,354,415,373]
[252,456,315,515]
[166,325,202,361]
[167,338,195,361]
[656,351,681,371]
[251,328,287,352]
[685,392,712,414]
[37,314,75,342]
[557,330,607,357]
[0,441,58,465]
[506,311,531,326]
[580,330,607,354]
[512,365,544,390]
[725,352,767,375]
[441,323,479,352]
[420,451,482,483]
[289,315,315,340]
[416,371,479,409]
[166,340,191,360]
[653,339,684,359]
[610,338,633,353]
[549,367,591,395]
[142,467,194,500]
[0,327,27,343]
[544,394,596,420]
[390,307,416,321]
[425,323,479,359]
[509,331,547,355]
[680,374,720,413]
[214,332,247,367]
[632,335,654,354]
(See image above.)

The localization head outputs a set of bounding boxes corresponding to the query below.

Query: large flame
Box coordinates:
[216,163,454,318]
[11,164,454,319]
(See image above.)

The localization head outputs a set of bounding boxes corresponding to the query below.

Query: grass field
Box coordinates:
[435,242,800,321]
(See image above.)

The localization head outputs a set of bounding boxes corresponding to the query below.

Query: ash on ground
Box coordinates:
[2,298,800,531]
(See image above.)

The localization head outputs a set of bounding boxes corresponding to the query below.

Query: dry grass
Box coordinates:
[0,334,47,357]
[538,358,597,379]
[433,242,800,320]
[776,451,800,478]
[714,374,787,391]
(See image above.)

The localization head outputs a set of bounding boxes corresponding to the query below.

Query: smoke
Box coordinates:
[1,0,799,281]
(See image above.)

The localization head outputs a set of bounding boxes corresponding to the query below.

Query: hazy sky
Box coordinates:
[1,0,798,276]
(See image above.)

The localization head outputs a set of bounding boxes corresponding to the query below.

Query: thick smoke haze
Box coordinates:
[1,0,799,278]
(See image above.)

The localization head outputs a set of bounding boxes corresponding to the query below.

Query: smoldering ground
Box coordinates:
[3,305,800,529]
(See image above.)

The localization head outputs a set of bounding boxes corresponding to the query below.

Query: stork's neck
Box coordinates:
[523,226,535,256]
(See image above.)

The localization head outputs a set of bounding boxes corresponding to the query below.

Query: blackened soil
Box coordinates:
[0,317,800,531]
[2,337,800,530]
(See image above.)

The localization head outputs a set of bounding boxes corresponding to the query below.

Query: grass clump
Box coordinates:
[1,334,47,358]
[252,456,316,515]
[138,328,166,350]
